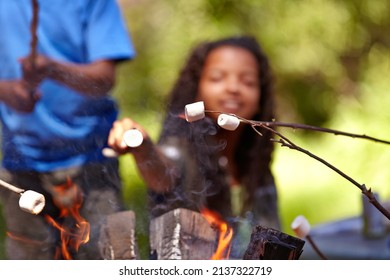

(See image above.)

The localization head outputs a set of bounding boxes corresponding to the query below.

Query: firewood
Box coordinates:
[149,208,217,259]
[243,225,305,260]
[99,210,139,259]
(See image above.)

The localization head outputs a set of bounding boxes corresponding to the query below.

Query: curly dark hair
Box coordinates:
[154,35,278,225]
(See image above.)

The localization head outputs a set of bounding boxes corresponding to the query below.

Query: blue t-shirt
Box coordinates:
[0,0,135,171]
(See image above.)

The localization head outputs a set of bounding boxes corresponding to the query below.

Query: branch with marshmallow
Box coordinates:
[184,101,390,222]
[0,179,45,215]
[184,101,240,131]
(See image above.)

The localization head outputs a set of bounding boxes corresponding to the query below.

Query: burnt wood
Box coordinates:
[243,225,305,260]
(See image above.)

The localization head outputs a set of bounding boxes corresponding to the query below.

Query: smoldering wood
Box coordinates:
[99,210,139,260]
[243,225,305,260]
[149,208,217,259]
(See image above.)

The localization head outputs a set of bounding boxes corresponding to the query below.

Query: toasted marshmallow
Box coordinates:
[19,190,45,215]
[185,101,205,122]
[123,129,144,148]
[217,114,240,131]
[291,215,311,238]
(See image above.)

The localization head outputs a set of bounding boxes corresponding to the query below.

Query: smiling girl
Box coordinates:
[108,36,281,258]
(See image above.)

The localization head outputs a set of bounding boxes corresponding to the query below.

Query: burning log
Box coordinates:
[0,179,45,215]
[99,210,139,260]
[243,225,305,260]
[149,208,217,259]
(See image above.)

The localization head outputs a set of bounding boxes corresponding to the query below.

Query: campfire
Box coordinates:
[45,177,90,260]
[0,176,90,260]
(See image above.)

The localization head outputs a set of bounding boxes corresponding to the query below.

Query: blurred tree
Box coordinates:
[117,0,389,125]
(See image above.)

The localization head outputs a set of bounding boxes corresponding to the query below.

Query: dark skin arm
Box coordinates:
[0,54,116,113]
[20,54,116,97]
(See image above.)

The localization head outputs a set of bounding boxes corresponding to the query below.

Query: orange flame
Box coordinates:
[6,231,45,245]
[201,208,233,260]
[45,177,90,260]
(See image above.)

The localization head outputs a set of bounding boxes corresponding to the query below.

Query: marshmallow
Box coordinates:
[123,129,144,148]
[291,215,311,238]
[19,190,45,215]
[185,101,205,122]
[217,114,240,131]
[102,147,118,158]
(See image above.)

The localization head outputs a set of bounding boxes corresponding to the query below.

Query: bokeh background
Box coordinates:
[1,0,390,259]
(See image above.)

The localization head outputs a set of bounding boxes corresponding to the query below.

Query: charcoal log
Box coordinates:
[243,225,305,260]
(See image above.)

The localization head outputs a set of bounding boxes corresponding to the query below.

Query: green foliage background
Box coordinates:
[1,0,390,259]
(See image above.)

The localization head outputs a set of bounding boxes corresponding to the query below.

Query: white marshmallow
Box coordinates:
[123,129,144,148]
[102,147,118,158]
[291,215,311,238]
[19,190,45,215]
[217,114,240,131]
[185,101,205,122]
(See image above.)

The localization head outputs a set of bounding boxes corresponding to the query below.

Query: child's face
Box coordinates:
[197,46,260,121]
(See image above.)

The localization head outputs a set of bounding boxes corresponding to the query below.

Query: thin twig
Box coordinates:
[30,0,39,68]
[204,110,390,219]
[251,124,390,221]
[255,120,390,145]
[28,0,39,97]
[306,235,328,260]
[205,110,390,145]
[0,179,25,194]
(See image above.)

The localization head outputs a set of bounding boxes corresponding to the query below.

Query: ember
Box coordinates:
[45,177,90,260]
[201,208,233,260]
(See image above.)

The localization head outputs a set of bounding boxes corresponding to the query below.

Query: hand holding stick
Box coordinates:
[102,128,144,158]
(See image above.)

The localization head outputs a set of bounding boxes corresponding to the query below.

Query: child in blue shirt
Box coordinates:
[0,0,135,259]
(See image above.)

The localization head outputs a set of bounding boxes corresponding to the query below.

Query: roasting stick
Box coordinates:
[30,0,39,67]
[185,101,240,130]
[0,179,45,215]
[27,0,39,97]
[102,128,144,158]
[0,179,24,194]
[185,101,390,145]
